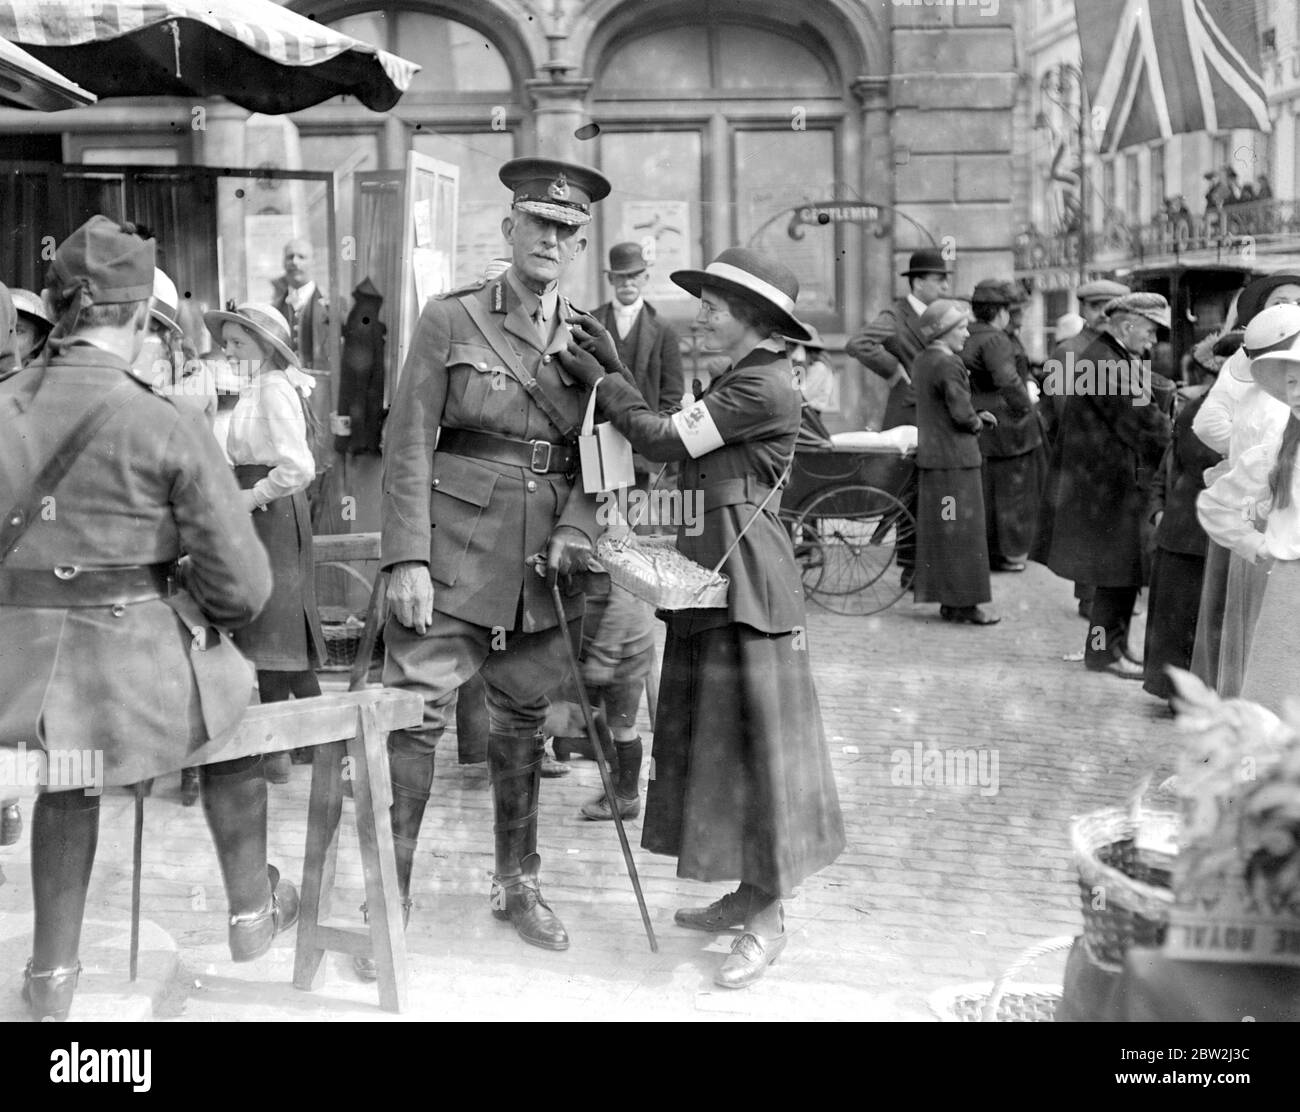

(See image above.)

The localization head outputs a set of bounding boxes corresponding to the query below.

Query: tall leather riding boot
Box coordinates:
[26,789,100,1021]
[488,732,569,951]
[202,756,299,962]
[354,729,435,981]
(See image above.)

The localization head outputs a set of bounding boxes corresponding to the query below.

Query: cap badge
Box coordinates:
[548,175,570,201]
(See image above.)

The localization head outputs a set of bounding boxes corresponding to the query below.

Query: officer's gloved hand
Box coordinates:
[388,561,435,635]
[565,310,625,374]
[545,526,595,592]
[555,342,607,389]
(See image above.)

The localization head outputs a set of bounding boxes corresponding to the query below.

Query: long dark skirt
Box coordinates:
[915,466,991,607]
[983,447,1047,561]
[643,619,845,897]
[231,465,326,671]
[1189,540,1230,688]
[1142,548,1206,699]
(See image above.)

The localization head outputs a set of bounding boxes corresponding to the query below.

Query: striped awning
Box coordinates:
[0,34,95,108]
[0,1,419,113]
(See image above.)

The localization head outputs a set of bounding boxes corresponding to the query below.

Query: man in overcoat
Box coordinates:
[374,158,607,964]
[1032,292,1173,677]
[846,247,952,585]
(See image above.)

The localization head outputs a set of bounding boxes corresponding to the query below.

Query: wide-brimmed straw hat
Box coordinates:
[10,288,52,334]
[203,302,299,368]
[1234,271,1300,329]
[1249,342,1300,407]
[671,247,811,342]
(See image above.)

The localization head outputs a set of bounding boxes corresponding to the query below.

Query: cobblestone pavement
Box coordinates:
[0,563,1183,1021]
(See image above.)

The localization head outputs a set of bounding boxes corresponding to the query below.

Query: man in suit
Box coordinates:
[373,157,607,968]
[846,247,952,585]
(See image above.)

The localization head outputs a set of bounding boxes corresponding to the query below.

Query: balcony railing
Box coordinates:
[1016,197,1300,271]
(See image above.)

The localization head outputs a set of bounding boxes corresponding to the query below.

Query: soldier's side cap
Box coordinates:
[500,157,610,228]
[203,302,300,369]
[1076,278,1131,303]
[919,298,970,343]
[671,247,810,342]
[51,215,155,305]
[968,278,1012,305]
[607,242,648,275]
[1104,291,1171,330]
[10,288,53,332]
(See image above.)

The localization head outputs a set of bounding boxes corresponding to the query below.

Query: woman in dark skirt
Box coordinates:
[205,304,327,782]
[912,299,1001,625]
[1142,378,1222,701]
[557,248,845,989]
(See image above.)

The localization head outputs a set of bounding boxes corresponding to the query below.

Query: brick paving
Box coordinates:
[0,562,1183,1021]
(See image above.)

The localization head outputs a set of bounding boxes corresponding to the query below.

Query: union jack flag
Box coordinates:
[1074,0,1270,154]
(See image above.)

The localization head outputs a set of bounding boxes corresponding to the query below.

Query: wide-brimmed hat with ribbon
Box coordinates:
[10,288,52,334]
[203,301,300,368]
[672,247,810,342]
[1242,305,1300,400]
[150,268,183,334]
[1234,271,1300,329]
[780,321,825,350]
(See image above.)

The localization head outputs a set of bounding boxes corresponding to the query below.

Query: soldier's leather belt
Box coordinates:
[0,562,175,607]
[438,428,576,475]
[698,477,781,514]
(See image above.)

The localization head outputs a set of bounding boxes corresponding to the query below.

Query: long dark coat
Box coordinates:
[596,346,845,896]
[846,296,926,429]
[0,349,271,787]
[1031,330,1171,587]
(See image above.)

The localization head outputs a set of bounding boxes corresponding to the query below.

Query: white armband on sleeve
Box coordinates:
[670,400,725,458]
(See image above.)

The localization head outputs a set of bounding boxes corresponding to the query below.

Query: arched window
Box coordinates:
[331,9,512,94]
[592,19,846,330]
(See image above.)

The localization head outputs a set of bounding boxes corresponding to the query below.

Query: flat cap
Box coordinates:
[1104,291,1171,330]
[1077,278,1131,302]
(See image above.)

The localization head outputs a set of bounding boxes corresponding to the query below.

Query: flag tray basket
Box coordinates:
[596,534,729,611]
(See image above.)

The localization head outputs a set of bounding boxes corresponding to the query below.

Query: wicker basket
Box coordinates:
[596,534,729,610]
[928,936,1073,1022]
[319,607,384,670]
[1072,807,1178,970]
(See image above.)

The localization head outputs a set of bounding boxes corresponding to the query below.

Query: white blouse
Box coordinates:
[1197,437,1300,563]
[224,368,316,506]
[1193,350,1290,463]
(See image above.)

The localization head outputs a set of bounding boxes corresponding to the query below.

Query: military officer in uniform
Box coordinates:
[363,158,607,975]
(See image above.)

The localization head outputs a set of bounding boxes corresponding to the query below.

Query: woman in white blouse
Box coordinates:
[1197,324,1300,716]
[205,303,326,782]
[1190,280,1298,694]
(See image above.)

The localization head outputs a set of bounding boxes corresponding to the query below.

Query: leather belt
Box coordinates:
[438,428,576,475]
[0,562,175,608]
[698,477,780,515]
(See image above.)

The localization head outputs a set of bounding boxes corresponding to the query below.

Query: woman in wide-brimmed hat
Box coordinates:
[1197,321,1300,715]
[1189,272,1299,694]
[205,302,327,783]
[556,247,845,990]
[9,287,52,371]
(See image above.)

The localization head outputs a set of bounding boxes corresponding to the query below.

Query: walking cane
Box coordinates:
[548,578,658,953]
[129,786,145,981]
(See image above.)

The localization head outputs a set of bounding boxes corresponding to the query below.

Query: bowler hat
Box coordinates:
[500,157,610,228]
[671,247,810,342]
[919,299,970,343]
[969,278,1011,305]
[606,242,648,276]
[1234,271,1300,329]
[900,248,952,277]
[51,215,155,305]
[203,302,300,369]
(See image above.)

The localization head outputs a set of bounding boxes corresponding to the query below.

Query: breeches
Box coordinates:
[382,610,583,747]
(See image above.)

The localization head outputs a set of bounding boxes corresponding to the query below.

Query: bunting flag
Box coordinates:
[1073,0,1270,154]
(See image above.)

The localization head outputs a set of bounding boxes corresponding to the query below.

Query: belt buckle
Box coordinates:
[530,441,552,473]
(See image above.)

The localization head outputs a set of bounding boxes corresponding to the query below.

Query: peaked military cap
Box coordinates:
[500,158,610,227]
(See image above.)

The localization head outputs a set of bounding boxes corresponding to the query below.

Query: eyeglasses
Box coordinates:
[697,302,731,321]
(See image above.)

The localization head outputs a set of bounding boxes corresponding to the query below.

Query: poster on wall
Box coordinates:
[619,200,691,302]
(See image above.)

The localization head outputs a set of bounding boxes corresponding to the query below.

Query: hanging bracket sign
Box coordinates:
[788,201,883,240]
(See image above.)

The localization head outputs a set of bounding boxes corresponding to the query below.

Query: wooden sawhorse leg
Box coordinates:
[293,705,409,1012]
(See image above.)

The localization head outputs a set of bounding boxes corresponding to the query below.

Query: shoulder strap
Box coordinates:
[457,293,579,443]
[0,376,143,564]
